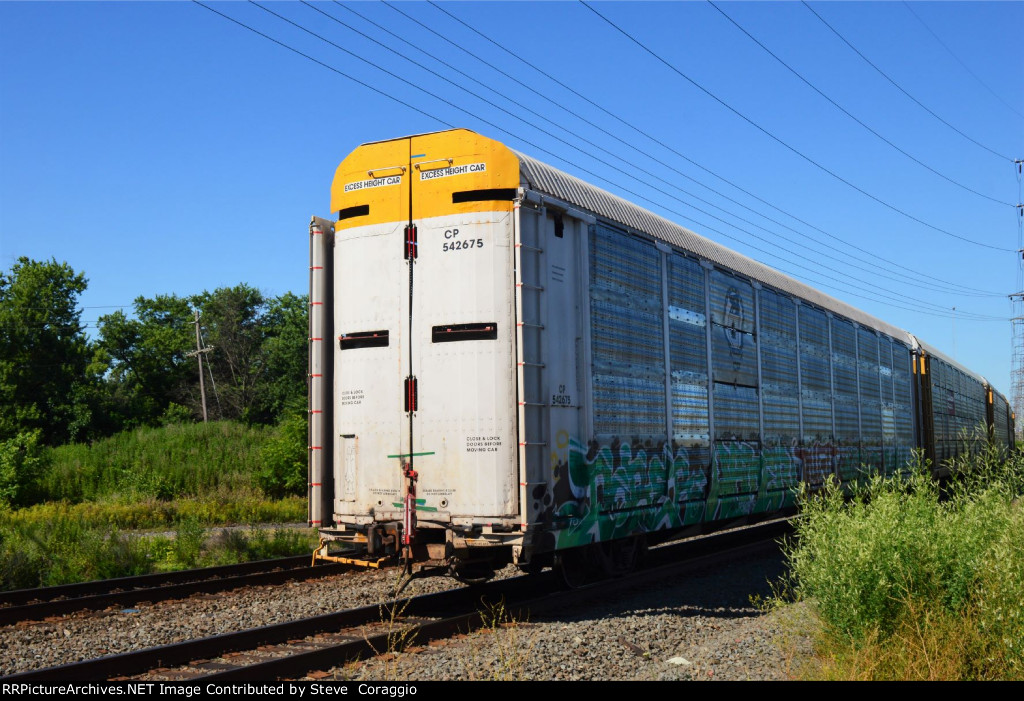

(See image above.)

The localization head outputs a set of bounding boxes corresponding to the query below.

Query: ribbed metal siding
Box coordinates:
[892,342,915,471]
[517,151,911,343]
[928,357,985,465]
[709,270,758,442]
[880,338,896,475]
[993,392,1010,451]
[798,306,833,485]
[858,327,883,472]
[759,289,800,445]
[668,253,709,443]
[831,318,860,481]
[759,288,800,492]
[590,224,666,441]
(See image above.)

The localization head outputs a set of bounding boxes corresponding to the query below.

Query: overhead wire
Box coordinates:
[191,1,1001,323]
[304,2,996,302]
[420,0,1004,296]
[708,0,1013,206]
[192,1,456,131]
[283,1,1000,311]
[579,1,1011,252]
[801,1,1015,163]
[902,0,1024,125]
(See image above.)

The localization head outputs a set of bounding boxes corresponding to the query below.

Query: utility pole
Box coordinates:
[185,309,214,422]
[1012,160,1024,438]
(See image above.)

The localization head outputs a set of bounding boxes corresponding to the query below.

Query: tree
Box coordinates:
[260,292,308,419]
[190,284,267,422]
[0,258,96,445]
[96,285,309,428]
[187,286,308,425]
[96,294,194,428]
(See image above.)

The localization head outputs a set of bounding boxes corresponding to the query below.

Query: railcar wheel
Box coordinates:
[599,535,647,577]
[554,546,591,589]
[517,560,545,576]
[451,562,495,586]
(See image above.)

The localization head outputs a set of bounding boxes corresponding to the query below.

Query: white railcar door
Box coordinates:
[333,131,520,533]
[406,134,519,524]
[333,156,409,520]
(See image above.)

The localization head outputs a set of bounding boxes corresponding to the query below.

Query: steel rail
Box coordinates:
[4,520,789,681]
[0,557,355,626]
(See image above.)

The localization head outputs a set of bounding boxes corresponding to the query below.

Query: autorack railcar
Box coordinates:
[308,129,1014,583]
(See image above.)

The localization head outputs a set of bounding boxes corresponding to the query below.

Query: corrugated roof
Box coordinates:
[516,150,913,344]
[913,336,988,386]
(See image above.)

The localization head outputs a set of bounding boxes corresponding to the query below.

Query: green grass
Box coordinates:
[0,510,317,590]
[772,446,1024,680]
[38,421,273,502]
[4,494,304,531]
[0,419,314,590]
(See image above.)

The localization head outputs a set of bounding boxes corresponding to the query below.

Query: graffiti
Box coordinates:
[723,288,745,355]
[531,431,913,553]
[531,436,709,550]
[800,442,836,485]
[764,444,800,492]
[534,434,808,551]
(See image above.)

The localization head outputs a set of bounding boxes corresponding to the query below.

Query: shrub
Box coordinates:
[0,431,47,506]
[257,410,307,499]
[36,420,271,503]
[777,450,1024,679]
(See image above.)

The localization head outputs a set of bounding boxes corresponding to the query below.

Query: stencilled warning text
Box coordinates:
[419,162,486,180]
[341,389,364,406]
[343,175,402,193]
[465,435,502,453]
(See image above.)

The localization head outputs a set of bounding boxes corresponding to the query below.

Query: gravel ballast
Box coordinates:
[1,542,815,681]
[322,543,815,681]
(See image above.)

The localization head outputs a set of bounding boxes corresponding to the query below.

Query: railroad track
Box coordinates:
[0,555,357,626]
[4,520,790,681]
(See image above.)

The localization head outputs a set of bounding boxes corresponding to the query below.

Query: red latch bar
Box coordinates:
[404,376,418,412]
[404,224,418,260]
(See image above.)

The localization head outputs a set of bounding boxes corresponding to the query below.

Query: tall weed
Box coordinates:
[0,515,316,590]
[38,421,272,502]
[776,450,1024,679]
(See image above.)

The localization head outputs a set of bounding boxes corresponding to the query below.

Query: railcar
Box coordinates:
[308,129,1013,583]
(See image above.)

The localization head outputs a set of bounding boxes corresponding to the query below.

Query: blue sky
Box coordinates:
[1,1,1021,396]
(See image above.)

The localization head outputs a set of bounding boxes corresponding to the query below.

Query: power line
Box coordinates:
[802,1,1015,162]
[420,0,1004,296]
[902,0,1024,125]
[708,0,1013,205]
[580,1,1011,252]
[192,1,1002,324]
[192,1,456,131]
[305,2,997,301]
[288,1,1002,305]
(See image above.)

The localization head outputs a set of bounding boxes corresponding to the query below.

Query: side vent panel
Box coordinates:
[339,330,389,350]
[432,322,498,343]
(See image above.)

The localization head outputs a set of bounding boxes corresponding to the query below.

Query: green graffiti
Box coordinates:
[533,434,921,553]
[537,437,801,550]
